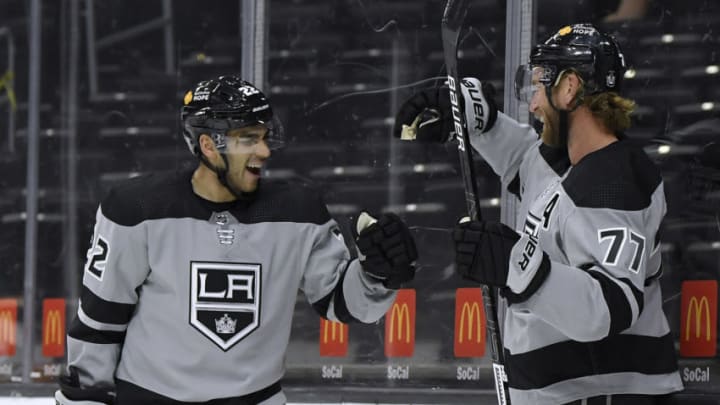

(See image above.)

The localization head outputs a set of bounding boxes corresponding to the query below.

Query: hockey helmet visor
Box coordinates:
[185,107,285,153]
[515,65,550,103]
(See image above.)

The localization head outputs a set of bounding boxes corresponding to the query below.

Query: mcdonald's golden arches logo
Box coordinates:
[454,288,485,357]
[389,303,410,343]
[686,296,711,341]
[42,299,66,358]
[319,318,348,357]
[0,299,17,357]
[384,289,415,357]
[680,280,717,357]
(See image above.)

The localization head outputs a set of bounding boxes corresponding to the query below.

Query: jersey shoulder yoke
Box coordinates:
[100,170,195,226]
[562,141,662,210]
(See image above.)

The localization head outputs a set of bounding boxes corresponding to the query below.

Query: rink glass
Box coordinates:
[0,0,718,403]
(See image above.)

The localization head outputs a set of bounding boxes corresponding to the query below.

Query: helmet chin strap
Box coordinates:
[200,153,258,201]
[544,86,583,147]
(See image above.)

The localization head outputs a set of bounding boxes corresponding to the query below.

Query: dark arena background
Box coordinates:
[0,0,719,403]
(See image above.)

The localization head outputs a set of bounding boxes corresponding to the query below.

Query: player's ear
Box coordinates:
[560,72,581,108]
[198,133,218,159]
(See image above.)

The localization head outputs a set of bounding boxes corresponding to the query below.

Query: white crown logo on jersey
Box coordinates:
[212,213,235,245]
[215,214,228,225]
[215,313,237,334]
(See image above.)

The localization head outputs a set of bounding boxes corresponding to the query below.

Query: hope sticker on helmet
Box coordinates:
[193,90,210,101]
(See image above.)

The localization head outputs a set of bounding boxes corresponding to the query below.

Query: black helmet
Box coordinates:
[181,75,284,156]
[515,23,627,102]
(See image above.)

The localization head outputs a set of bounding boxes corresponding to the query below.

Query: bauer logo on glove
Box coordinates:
[393,78,498,144]
[452,219,550,303]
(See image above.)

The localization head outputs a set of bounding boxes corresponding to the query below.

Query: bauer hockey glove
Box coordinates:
[355,212,417,289]
[452,219,551,304]
[393,85,453,143]
[393,78,498,143]
[55,368,115,405]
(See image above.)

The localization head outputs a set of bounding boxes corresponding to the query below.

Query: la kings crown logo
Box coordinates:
[190,262,261,351]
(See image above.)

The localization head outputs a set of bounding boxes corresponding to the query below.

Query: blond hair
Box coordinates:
[583,92,636,133]
[558,69,636,133]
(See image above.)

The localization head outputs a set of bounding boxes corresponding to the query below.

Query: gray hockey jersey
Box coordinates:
[66,169,396,404]
[470,113,683,405]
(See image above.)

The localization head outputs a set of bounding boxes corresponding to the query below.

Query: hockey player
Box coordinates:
[55,75,417,405]
[394,24,683,405]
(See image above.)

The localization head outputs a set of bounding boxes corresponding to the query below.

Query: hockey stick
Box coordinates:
[440,1,510,404]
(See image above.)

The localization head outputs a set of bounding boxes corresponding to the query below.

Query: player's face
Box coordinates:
[222,124,271,193]
[528,77,561,147]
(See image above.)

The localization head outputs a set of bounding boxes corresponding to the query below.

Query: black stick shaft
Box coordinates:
[441,1,510,403]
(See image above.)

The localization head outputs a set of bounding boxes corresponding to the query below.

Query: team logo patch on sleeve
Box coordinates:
[189,262,261,351]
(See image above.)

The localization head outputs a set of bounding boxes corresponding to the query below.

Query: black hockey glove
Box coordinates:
[355,212,417,289]
[393,85,453,143]
[56,368,115,405]
[393,78,498,143]
[452,219,551,304]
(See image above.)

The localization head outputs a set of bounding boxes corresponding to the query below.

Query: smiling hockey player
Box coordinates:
[394,24,683,405]
[55,75,417,405]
